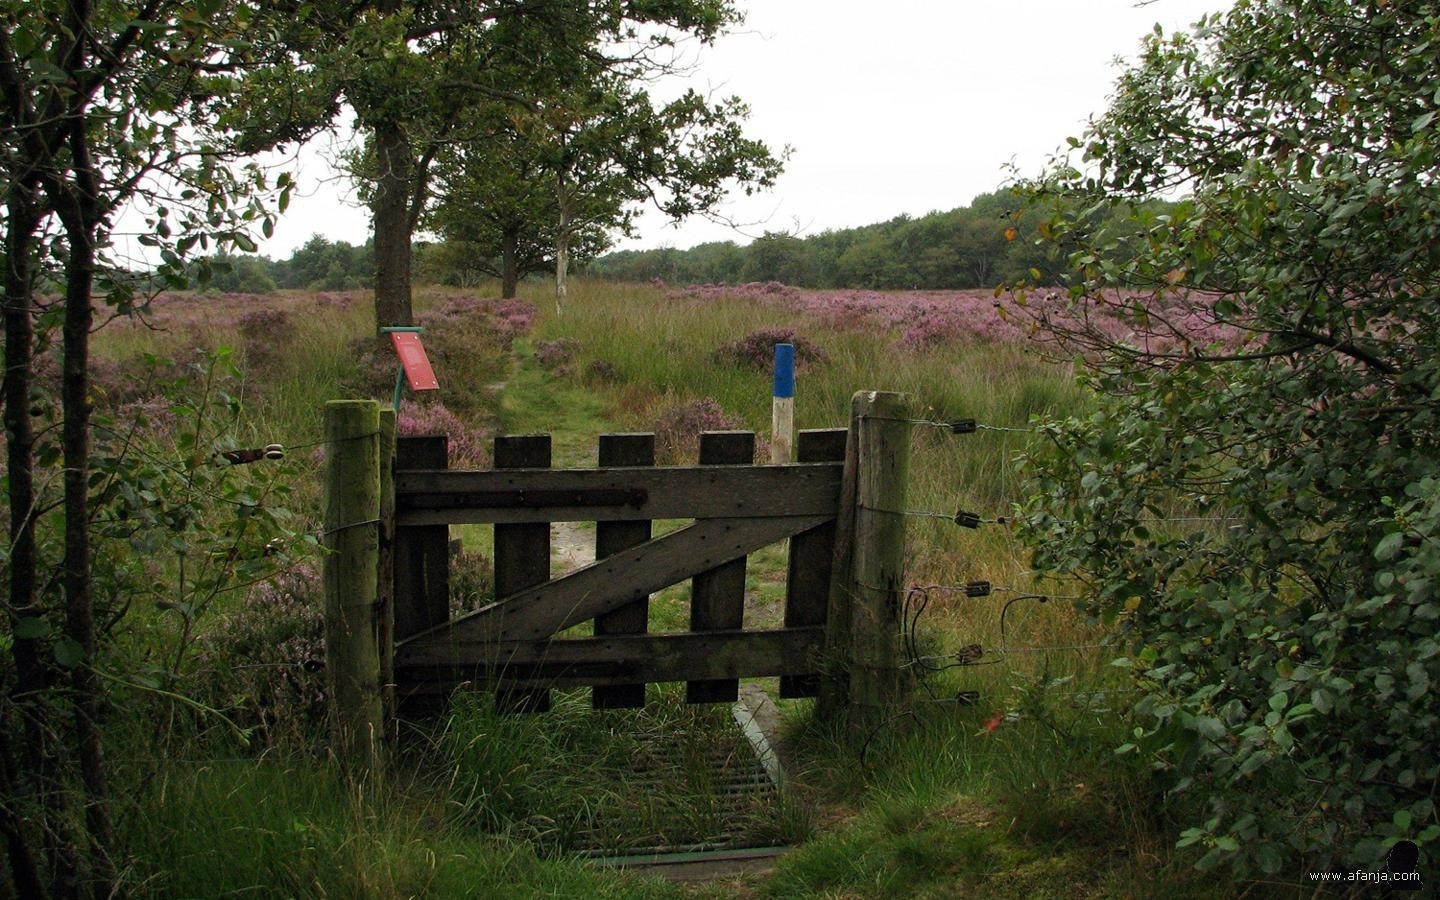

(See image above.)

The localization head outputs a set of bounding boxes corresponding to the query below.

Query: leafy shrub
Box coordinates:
[650,397,739,465]
[450,544,494,615]
[398,401,489,469]
[584,359,621,385]
[314,291,357,310]
[413,296,533,414]
[711,327,826,370]
[192,563,326,743]
[534,338,581,371]
[237,308,292,369]
[1013,0,1440,877]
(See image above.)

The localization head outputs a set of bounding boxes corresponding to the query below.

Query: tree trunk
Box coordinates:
[53,106,114,897]
[1,186,50,900]
[372,117,414,331]
[555,185,572,314]
[3,188,46,734]
[500,227,519,299]
[0,723,43,899]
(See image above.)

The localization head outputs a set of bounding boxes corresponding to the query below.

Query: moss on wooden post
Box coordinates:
[845,390,912,742]
[817,402,862,723]
[323,399,384,779]
[376,407,396,745]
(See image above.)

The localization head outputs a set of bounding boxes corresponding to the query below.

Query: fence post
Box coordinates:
[323,399,385,779]
[376,407,396,744]
[771,343,795,464]
[841,391,912,741]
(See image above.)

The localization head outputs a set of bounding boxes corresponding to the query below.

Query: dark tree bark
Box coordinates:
[0,726,41,900]
[372,117,415,331]
[46,12,114,885]
[501,227,519,299]
[1,186,50,900]
[3,187,46,738]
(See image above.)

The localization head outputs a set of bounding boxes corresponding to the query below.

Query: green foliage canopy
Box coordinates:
[1012,0,1440,876]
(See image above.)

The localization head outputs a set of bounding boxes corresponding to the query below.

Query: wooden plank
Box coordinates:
[688,431,754,703]
[393,463,841,525]
[392,435,449,641]
[781,429,847,698]
[494,434,552,713]
[395,627,824,692]
[590,847,788,882]
[398,514,829,646]
[592,433,654,709]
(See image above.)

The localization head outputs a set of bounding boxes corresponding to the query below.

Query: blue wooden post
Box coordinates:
[772,343,795,463]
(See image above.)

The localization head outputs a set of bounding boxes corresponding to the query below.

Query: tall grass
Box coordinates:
[437,687,807,855]
[118,755,677,898]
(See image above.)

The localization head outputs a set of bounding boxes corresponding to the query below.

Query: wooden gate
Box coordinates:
[320,391,913,774]
[388,428,846,711]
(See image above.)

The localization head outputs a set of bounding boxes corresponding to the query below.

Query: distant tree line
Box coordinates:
[196,236,375,294]
[583,189,1176,290]
[192,187,1174,295]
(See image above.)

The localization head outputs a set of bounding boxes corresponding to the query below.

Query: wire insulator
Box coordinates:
[949,419,978,434]
[954,511,980,529]
[965,580,991,597]
[264,443,285,460]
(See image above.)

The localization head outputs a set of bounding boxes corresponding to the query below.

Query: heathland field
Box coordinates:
[93,279,1236,897]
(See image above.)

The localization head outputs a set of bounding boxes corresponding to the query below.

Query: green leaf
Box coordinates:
[14,618,50,639]
[54,638,84,669]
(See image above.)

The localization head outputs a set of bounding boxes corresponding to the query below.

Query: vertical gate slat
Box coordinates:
[393,435,450,642]
[494,434,552,713]
[780,428,848,698]
[592,433,655,709]
[686,430,755,703]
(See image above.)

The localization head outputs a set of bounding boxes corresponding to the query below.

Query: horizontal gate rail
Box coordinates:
[398,514,831,645]
[394,462,842,525]
[395,626,825,695]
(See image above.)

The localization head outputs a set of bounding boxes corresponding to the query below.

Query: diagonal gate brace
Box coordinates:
[397,514,829,650]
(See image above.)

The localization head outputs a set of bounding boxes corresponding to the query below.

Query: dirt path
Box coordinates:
[550,521,594,574]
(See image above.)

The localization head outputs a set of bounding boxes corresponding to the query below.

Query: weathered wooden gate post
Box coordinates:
[376,407,396,743]
[323,399,385,779]
[819,391,912,740]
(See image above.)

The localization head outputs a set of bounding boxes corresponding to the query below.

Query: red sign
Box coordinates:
[388,332,439,391]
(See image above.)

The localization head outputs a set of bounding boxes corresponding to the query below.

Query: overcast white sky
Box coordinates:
[256,0,1230,258]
